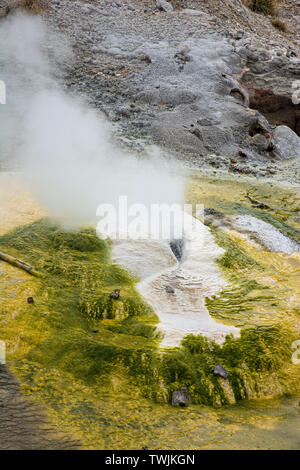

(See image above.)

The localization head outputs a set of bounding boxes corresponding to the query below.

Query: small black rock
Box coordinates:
[110,289,120,300]
[204,208,223,218]
[27,297,34,304]
[92,329,99,333]
[239,150,248,158]
[165,285,175,294]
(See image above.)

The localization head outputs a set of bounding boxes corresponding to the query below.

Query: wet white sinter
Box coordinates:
[112,213,240,348]
[229,215,300,255]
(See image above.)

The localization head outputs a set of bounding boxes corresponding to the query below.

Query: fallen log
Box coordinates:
[245,193,272,210]
[0,251,44,278]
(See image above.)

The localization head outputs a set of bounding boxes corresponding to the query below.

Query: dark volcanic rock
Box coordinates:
[172,387,190,407]
[110,289,120,300]
[204,208,224,219]
[213,364,229,379]
[165,285,175,294]
[170,239,184,261]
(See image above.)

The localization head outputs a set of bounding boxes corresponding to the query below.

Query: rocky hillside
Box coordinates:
[2,0,300,179]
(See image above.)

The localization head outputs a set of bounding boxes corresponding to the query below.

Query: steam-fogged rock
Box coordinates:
[0,0,9,18]
[0,13,184,225]
[27,0,298,177]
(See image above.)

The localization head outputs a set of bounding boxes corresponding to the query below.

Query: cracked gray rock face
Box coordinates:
[124,36,258,159]
[43,0,300,167]
[237,35,300,142]
[0,2,298,170]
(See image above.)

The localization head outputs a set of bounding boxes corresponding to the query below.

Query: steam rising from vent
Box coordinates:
[0,13,183,227]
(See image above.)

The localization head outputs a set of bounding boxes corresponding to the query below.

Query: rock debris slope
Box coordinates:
[41,0,300,172]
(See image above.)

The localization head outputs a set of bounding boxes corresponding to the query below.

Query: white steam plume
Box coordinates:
[0,13,183,228]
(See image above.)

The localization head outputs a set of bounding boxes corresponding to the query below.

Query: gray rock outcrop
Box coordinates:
[213,365,229,379]
[156,0,173,13]
[6,0,300,173]
[272,125,300,159]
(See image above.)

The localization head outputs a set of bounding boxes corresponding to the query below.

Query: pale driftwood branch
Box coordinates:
[0,251,44,278]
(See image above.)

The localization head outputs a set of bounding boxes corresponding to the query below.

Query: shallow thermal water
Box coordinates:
[113,213,240,347]
[91,393,300,450]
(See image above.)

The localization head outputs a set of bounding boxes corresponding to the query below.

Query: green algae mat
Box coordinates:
[1,172,300,449]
